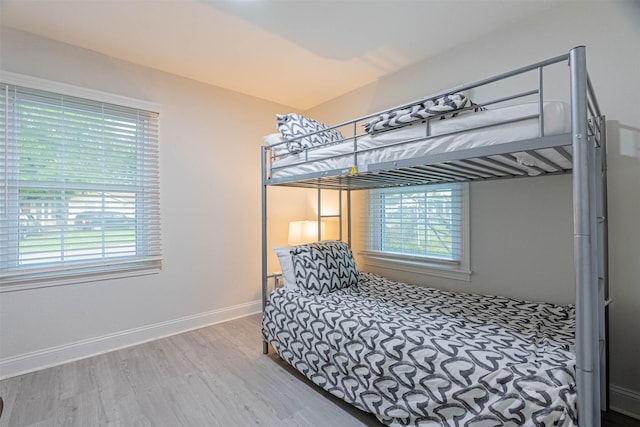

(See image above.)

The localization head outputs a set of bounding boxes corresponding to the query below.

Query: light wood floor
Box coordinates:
[2,314,639,427]
[0,314,381,427]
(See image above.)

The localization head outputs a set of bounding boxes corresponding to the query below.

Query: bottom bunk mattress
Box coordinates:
[262,272,577,426]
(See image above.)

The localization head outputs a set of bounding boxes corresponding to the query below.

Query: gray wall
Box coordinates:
[0,27,294,374]
[308,1,640,416]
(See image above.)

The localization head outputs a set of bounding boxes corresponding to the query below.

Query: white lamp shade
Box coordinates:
[288,220,326,246]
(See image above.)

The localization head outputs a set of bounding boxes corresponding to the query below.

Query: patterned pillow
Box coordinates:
[276,113,344,154]
[364,93,486,134]
[291,240,359,295]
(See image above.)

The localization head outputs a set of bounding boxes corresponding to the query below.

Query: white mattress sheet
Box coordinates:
[270,101,571,179]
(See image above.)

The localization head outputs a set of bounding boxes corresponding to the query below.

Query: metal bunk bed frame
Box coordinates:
[261,46,607,426]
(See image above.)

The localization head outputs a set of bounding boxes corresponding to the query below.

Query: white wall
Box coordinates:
[0,27,300,375]
[308,1,640,417]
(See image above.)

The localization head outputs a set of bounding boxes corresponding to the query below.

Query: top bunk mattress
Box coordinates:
[269,101,571,180]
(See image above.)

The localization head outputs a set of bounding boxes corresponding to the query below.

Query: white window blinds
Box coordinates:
[0,81,161,285]
[367,184,463,261]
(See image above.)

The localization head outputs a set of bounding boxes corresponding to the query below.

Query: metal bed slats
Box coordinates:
[423,162,493,179]
[554,146,573,163]
[524,149,564,171]
[266,134,574,190]
[450,159,512,177]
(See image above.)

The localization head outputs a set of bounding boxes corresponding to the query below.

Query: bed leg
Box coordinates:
[262,341,269,354]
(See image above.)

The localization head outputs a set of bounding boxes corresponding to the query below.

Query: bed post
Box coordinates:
[347,188,352,247]
[317,187,322,238]
[261,146,269,354]
[570,45,600,427]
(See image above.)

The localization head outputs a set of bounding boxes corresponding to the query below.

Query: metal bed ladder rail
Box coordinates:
[596,114,610,413]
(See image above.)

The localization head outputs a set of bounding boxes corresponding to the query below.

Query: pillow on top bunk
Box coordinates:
[290,240,359,295]
[263,133,288,157]
[276,113,344,154]
[364,92,486,134]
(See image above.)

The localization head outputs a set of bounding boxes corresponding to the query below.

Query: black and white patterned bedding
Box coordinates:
[262,272,577,426]
[364,93,485,134]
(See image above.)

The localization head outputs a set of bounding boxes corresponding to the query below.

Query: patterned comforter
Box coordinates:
[262,272,577,426]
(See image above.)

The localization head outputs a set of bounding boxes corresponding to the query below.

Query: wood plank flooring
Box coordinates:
[0,314,380,427]
[0,313,638,426]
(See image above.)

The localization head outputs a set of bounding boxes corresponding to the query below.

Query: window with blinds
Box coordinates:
[0,78,161,286]
[367,183,465,263]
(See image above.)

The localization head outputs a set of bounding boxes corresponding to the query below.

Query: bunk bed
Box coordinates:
[260,46,607,427]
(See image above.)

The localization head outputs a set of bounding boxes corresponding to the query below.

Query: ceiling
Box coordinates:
[0,0,566,110]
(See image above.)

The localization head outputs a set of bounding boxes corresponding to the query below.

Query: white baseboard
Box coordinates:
[610,384,640,419]
[0,300,262,380]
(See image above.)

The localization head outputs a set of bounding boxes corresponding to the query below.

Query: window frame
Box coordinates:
[0,71,162,291]
[361,183,471,281]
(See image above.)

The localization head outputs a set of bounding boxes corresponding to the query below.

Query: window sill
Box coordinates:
[0,261,161,293]
[359,251,471,282]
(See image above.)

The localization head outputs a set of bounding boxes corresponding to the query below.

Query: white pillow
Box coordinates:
[273,246,297,290]
[263,133,288,157]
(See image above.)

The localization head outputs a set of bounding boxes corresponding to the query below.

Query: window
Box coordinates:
[0,74,161,287]
[362,183,470,281]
